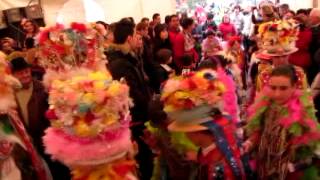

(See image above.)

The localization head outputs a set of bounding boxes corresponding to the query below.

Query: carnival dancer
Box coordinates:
[38,23,137,179]
[243,65,320,179]
[0,57,51,180]
[255,19,308,92]
[161,69,246,179]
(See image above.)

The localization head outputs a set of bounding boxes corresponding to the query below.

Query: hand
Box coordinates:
[242,140,252,154]
[287,162,295,173]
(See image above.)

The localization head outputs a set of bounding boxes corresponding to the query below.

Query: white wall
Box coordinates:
[280,0,313,10]
[0,0,176,26]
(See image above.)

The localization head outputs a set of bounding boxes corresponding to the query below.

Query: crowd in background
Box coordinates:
[1,1,320,180]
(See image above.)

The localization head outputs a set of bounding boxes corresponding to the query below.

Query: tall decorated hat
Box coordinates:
[39,23,135,170]
[257,19,299,56]
[161,70,226,132]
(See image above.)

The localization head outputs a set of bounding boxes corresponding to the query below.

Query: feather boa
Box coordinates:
[43,126,133,166]
[217,68,240,123]
[246,89,320,147]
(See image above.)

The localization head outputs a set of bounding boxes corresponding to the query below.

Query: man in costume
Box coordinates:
[161,70,246,179]
[0,56,50,180]
[38,23,137,179]
[244,65,320,179]
[255,19,308,92]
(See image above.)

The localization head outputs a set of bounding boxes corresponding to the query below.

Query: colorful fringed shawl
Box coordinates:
[246,89,320,179]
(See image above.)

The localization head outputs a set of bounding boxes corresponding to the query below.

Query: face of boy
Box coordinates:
[268,75,295,104]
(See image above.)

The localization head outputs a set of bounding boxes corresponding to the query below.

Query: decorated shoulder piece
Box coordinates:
[258,19,299,56]
[39,23,137,179]
[161,70,246,179]
[247,89,320,150]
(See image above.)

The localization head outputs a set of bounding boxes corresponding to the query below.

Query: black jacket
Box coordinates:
[106,45,152,124]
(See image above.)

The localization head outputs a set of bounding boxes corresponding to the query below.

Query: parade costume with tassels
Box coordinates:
[0,58,50,180]
[38,23,137,179]
[161,70,246,179]
[246,89,320,179]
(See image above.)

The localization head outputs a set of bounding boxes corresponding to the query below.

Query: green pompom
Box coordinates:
[288,123,303,136]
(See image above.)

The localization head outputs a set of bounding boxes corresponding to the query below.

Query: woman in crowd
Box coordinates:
[21,19,39,48]
[181,17,199,65]
[218,15,237,41]
[153,23,172,55]
[288,14,312,70]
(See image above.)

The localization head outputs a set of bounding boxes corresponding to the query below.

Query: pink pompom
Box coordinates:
[46,109,58,120]
[71,22,87,33]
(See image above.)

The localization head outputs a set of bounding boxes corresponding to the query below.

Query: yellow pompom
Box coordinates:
[94,81,105,90]
[107,83,121,96]
[83,93,95,104]
[215,82,226,93]
[89,71,109,81]
[74,120,92,137]
[174,91,192,99]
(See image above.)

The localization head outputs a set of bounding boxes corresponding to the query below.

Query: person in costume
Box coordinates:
[144,96,198,180]
[243,65,320,180]
[161,69,246,179]
[38,23,137,180]
[0,57,51,180]
[255,19,308,92]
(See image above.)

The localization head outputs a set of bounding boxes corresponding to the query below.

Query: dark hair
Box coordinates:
[234,5,241,11]
[121,17,135,25]
[296,9,308,15]
[207,13,214,20]
[181,17,194,29]
[156,48,172,64]
[181,54,193,66]
[148,95,168,128]
[96,21,109,29]
[10,57,30,72]
[287,10,296,16]
[198,58,218,70]
[169,14,178,23]
[270,65,298,85]
[206,30,215,37]
[153,13,160,20]
[213,55,229,68]
[154,24,167,39]
[113,19,135,44]
[136,22,148,31]
[141,17,149,23]
[165,15,171,25]
[25,37,35,49]
[108,23,116,33]
[280,4,289,10]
